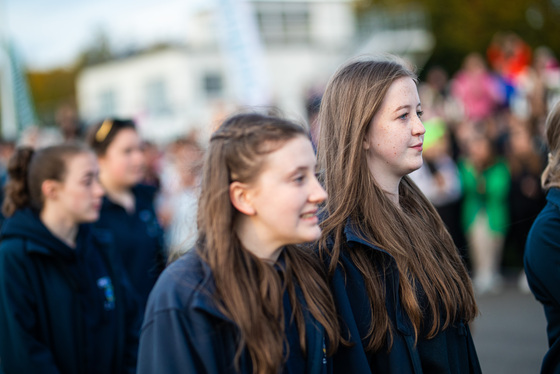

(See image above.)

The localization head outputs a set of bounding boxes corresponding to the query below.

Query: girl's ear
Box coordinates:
[229,181,256,216]
[41,180,61,201]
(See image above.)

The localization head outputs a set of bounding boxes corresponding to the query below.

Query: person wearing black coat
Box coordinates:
[525,100,560,374]
[0,144,139,374]
[138,113,342,374]
[87,119,166,315]
[316,58,481,373]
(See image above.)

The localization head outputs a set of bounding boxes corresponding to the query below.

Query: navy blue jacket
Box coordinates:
[138,250,331,374]
[0,208,139,374]
[95,184,165,311]
[328,220,481,374]
[525,187,560,374]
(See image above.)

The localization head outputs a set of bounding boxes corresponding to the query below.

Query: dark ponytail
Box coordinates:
[2,143,91,217]
[2,147,35,217]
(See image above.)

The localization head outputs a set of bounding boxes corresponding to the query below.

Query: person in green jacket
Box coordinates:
[458,128,511,294]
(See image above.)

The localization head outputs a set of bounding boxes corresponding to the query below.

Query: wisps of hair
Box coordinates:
[542,100,560,189]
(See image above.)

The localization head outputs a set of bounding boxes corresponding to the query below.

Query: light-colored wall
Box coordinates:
[78,1,413,144]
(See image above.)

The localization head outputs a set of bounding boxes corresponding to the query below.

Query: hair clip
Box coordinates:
[95,119,113,143]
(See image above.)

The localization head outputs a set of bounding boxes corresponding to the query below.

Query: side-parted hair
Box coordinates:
[196,113,340,374]
[542,100,560,189]
[317,57,478,351]
[2,144,91,216]
[86,118,136,156]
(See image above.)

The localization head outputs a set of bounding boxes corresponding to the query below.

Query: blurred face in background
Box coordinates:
[49,152,104,223]
[98,128,145,189]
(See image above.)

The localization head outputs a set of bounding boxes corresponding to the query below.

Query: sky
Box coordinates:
[1,0,211,70]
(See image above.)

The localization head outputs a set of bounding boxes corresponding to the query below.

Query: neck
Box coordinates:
[235,217,283,263]
[40,207,79,248]
[377,177,401,206]
[99,172,135,213]
[99,171,130,195]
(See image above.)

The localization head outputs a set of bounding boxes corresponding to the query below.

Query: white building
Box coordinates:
[76,0,432,144]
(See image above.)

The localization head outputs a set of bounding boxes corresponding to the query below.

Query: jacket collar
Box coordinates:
[546,187,560,207]
[343,217,392,258]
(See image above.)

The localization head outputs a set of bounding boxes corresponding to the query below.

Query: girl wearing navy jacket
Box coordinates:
[316,58,481,373]
[137,113,341,374]
[525,100,560,374]
[87,118,165,314]
[0,144,139,374]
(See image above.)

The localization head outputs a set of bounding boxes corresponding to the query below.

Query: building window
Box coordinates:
[146,78,170,116]
[255,3,310,45]
[203,73,223,98]
[99,89,116,118]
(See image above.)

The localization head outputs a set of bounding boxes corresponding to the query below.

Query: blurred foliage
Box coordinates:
[25,28,113,126]
[355,0,560,76]
[26,69,77,126]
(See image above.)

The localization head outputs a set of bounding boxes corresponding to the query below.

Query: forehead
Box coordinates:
[260,136,315,173]
[109,128,140,147]
[65,152,97,176]
[382,77,419,107]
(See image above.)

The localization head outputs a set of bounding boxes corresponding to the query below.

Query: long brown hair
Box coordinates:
[196,113,340,374]
[542,100,560,190]
[2,144,91,217]
[317,58,478,351]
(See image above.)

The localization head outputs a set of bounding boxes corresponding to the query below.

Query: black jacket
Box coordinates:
[328,219,482,373]
[525,188,560,374]
[138,250,331,374]
[0,208,139,374]
[96,184,165,311]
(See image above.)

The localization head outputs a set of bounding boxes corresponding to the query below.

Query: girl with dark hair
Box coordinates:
[137,113,341,374]
[0,144,139,374]
[87,118,165,314]
[525,100,560,374]
[317,57,481,373]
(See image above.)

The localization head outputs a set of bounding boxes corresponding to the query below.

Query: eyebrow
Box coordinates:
[394,103,422,113]
[287,165,313,177]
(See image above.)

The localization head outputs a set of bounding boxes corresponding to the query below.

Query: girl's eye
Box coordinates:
[417,110,424,119]
[294,175,305,184]
[398,113,409,120]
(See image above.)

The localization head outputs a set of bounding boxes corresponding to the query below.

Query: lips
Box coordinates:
[300,209,318,220]
[411,142,423,151]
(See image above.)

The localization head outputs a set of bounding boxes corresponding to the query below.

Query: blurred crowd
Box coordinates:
[0,32,557,297]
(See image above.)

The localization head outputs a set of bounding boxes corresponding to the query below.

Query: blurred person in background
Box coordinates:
[140,140,162,189]
[451,52,505,123]
[137,113,341,374]
[159,136,204,261]
[409,117,466,257]
[0,140,15,228]
[0,144,139,374]
[458,126,510,294]
[504,115,546,292]
[87,118,166,316]
[55,103,84,143]
[525,99,560,374]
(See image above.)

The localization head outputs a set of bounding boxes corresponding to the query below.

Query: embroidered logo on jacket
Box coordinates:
[97,276,116,310]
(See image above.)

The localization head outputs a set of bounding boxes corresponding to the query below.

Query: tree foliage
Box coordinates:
[355,0,560,75]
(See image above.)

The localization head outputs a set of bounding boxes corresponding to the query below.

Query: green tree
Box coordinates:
[355,0,560,75]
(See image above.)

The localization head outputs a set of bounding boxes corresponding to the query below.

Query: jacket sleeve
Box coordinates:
[137,308,211,374]
[0,241,62,374]
[525,213,560,308]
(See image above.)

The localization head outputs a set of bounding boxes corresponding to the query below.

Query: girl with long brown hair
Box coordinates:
[317,57,481,373]
[137,113,341,374]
